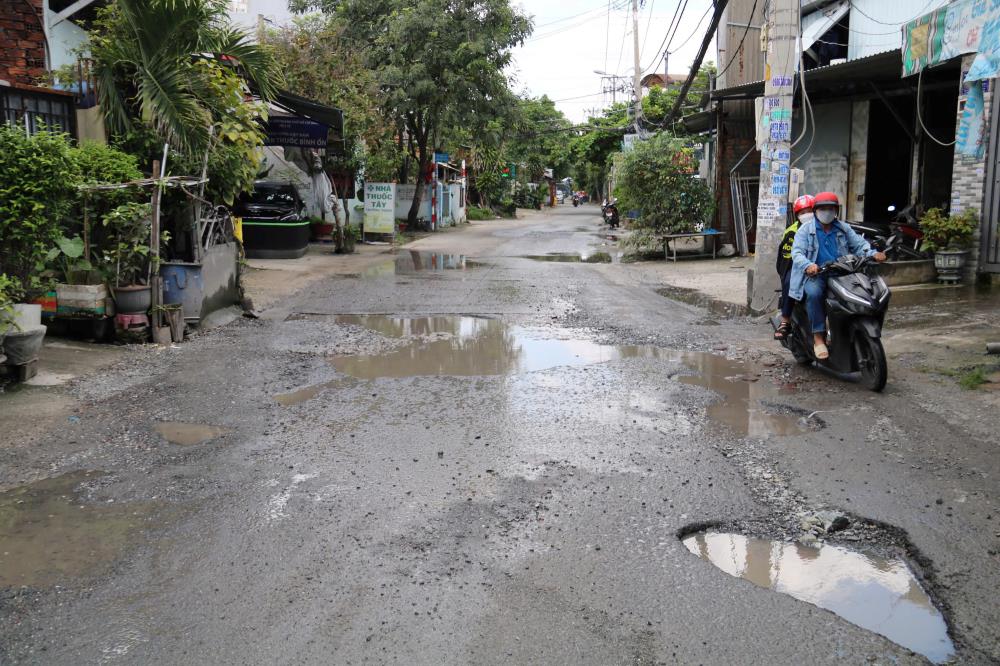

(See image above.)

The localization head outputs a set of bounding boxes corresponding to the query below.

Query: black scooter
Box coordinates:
[772,254,891,392]
[602,201,620,229]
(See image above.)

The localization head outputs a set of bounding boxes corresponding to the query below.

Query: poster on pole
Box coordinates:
[364,183,396,235]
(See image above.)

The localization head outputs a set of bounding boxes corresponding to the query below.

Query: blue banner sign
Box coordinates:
[263,117,330,148]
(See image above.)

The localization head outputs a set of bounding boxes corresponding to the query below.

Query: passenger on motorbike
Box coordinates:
[789,191,886,360]
[774,194,814,341]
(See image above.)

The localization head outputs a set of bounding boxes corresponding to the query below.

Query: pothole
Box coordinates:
[323,315,808,437]
[656,286,750,318]
[362,251,482,277]
[682,531,954,663]
[0,471,156,587]
[154,421,229,446]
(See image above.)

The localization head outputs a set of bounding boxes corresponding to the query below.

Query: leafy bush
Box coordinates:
[0,273,20,329]
[467,206,494,221]
[0,125,81,297]
[71,140,143,215]
[615,133,714,249]
[921,207,978,252]
[98,202,157,286]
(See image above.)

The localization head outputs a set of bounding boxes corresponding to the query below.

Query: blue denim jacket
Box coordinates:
[789,219,874,300]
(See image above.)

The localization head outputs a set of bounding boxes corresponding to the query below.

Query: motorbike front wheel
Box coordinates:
[854,334,887,392]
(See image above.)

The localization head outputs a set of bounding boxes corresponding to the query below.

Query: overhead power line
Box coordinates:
[665,0,730,125]
[641,0,686,73]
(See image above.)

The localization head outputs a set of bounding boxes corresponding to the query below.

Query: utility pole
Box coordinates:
[748,0,797,312]
[632,0,642,130]
[663,49,669,82]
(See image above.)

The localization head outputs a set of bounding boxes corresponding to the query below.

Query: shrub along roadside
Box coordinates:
[614,133,714,250]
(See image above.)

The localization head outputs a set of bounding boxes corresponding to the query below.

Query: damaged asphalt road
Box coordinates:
[1,206,998,664]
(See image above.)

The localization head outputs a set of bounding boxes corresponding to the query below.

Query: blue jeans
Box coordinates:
[803,276,828,333]
[779,270,795,317]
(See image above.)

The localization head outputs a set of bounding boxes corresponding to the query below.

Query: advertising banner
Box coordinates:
[364,183,396,235]
[903,0,1000,76]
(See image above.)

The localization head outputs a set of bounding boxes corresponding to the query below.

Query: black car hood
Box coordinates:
[235,203,297,219]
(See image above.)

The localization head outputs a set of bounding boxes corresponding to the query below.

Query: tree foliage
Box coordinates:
[615,133,714,247]
[264,14,403,182]
[89,0,279,203]
[298,0,531,223]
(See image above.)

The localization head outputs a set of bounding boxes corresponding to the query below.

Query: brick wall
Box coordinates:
[714,100,759,248]
[0,0,47,86]
[949,54,993,280]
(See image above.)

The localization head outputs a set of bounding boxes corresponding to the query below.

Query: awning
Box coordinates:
[681,107,717,134]
[711,49,905,101]
[801,0,849,53]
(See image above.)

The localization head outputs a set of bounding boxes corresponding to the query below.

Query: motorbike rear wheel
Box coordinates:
[854,334,887,392]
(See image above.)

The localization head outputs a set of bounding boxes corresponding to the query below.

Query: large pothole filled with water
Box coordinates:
[682,530,954,663]
[273,315,817,437]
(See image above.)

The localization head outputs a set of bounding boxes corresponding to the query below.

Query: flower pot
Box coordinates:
[933,250,969,283]
[311,221,335,240]
[3,324,46,365]
[114,285,152,314]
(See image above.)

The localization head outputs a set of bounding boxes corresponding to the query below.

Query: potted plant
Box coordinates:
[0,273,17,361]
[921,207,978,283]
[98,202,158,313]
[339,224,359,254]
[310,216,335,241]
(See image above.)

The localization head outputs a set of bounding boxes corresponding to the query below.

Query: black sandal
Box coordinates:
[774,321,790,340]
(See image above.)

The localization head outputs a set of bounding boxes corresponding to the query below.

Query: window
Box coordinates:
[1,88,74,137]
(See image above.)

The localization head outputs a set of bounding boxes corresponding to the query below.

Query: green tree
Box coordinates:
[89,0,280,203]
[507,95,573,181]
[615,133,714,248]
[264,14,403,183]
[300,0,531,224]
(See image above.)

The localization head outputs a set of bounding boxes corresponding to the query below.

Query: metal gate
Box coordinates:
[981,90,1000,272]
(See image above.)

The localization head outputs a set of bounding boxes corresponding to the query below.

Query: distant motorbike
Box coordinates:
[572,194,579,207]
[602,200,620,229]
[772,254,890,392]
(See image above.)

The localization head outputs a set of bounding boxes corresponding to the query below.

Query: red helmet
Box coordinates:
[792,194,815,215]
[813,191,840,208]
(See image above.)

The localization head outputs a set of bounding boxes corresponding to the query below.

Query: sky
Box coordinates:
[510,0,718,123]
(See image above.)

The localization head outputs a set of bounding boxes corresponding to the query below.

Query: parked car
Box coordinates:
[234,181,311,259]
[555,190,566,204]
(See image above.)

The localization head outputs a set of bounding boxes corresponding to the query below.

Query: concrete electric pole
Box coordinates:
[748,0,798,313]
[632,0,643,130]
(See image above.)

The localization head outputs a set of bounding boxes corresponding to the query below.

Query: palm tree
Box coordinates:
[90,0,281,154]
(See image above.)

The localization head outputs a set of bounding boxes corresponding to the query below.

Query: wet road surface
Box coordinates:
[1,205,998,663]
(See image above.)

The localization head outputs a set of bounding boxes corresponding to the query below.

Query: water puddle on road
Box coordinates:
[683,532,954,663]
[363,251,481,278]
[274,380,340,406]
[0,471,154,587]
[524,252,614,264]
[154,422,229,446]
[327,316,804,436]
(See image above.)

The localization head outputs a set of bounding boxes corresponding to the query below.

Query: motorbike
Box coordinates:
[850,204,927,261]
[602,200,620,229]
[772,253,890,392]
[572,194,579,207]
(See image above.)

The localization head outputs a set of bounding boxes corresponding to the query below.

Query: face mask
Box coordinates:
[816,209,836,225]
[797,212,814,225]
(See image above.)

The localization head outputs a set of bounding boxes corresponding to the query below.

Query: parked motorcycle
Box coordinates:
[602,200,620,229]
[772,253,890,391]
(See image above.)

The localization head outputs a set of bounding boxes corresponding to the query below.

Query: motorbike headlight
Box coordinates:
[830,280,873,308]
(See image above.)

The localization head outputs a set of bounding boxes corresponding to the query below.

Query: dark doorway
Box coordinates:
[865,96,914,224]
[919,82,959,212]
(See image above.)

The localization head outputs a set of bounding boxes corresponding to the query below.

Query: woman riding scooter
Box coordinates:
[789,191,886,360]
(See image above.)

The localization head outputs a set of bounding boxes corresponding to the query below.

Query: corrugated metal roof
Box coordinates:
[711,48,903,100]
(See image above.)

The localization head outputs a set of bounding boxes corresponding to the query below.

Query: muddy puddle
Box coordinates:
[154,421,229,446]
[656,286,750,318]
[363,251,481,277]
[0,471,154,587]
[524,252,615,264]
[683,531,954,663]
[274,380,342,406]
[327,316,804,436]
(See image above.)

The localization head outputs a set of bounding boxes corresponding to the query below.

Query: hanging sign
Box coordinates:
[902,0,1000,76]
[263,117,329,148]
[364,183,396,235]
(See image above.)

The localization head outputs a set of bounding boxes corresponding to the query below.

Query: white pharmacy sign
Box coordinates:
[364,182,395,235]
